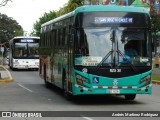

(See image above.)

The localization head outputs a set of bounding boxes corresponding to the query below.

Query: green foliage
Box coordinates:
[33,11,57,36]
[33,0,84,36]
[57,0,84,16]
[39,48,51,55]
[151,11,160,32]
[152,74,160,81]
[0,13,23,43]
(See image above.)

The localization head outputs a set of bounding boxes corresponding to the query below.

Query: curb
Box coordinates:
[152,80,160,85]
[0,65,13,84]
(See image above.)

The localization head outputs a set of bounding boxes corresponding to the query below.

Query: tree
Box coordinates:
[57,0,84,16]
[33,0,84,36]
[68,0,84,8]
[150,9,160,54]
[33,11,57,36]
[151,12,160,32]
[0,13,23,43]
[0,0,11,7]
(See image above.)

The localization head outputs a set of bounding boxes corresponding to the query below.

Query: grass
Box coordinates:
[152,74,160,81]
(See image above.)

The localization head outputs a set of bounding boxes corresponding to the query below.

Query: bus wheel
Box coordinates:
[12,68,17,71]
[62,69,66,91]
[64,91,73,101]
[44,79,51,88]
[62,70,73,100]
[44,65,51,88]
[124,94,136,100]
[9,66,12,70]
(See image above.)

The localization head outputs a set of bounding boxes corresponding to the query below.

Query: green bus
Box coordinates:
[40,5,152,100]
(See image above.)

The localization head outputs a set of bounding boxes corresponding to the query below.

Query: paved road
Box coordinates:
[0,69,159,120]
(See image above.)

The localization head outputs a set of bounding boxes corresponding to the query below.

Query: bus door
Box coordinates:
[51,30,56,84]
[66,32,74,93]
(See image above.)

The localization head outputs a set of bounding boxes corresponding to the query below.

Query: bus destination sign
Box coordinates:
[95,17,133,24]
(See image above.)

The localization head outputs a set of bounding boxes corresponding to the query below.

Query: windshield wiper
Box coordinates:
[95,30,115,71]
[95,50,114,71]
[95,49,138,73]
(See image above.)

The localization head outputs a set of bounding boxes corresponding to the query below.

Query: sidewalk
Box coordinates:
[152,68,160,85]
[0,65,13,84]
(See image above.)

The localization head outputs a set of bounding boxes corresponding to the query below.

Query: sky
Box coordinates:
[0,0,68,33]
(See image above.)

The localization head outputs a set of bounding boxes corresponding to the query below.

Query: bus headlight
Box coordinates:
[13,60,19,65]
[140,75,151,85]
[76,74,90,85]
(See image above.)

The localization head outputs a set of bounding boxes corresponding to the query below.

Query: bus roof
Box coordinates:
[41,5,150,27]
[75,5,150,14]
[41,11,74,27]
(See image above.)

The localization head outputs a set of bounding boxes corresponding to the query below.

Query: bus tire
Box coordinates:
[64,91,73,101]
[62,69,66,91]
[44,79,51,88]
[62,69,73,100]
[9,66,12,70]
[124,94,136,100]
[44,65,51,88]
[12,67,16,71]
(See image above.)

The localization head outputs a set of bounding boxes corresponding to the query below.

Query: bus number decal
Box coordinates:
[110,69,121,73]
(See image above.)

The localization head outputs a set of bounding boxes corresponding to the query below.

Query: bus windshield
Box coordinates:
[74,27,151,67]
[13,42,39,58]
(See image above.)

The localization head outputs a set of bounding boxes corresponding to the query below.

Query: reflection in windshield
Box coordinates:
[74,27,151,67]
[13,43,39,58]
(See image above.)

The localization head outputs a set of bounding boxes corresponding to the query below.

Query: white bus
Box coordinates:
[9,36,39,70]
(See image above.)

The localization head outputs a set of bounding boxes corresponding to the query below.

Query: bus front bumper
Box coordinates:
[73,84,152,95]
[13,65,39,69]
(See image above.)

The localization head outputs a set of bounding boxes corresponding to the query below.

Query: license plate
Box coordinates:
[110,89,120,94]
